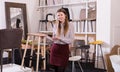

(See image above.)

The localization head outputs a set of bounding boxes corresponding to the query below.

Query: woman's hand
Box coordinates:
[52,37,60,41]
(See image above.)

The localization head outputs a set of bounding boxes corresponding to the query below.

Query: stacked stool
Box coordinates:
[21,33,47,72]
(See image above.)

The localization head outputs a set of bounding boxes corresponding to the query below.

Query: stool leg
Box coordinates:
[77,61,84,72]
[21,36,30,67]
[72,61,75,72]
[29,36,35,67]
[96,44,99,68]
[43,37,46,70]
[99,45,106,70]
[93,45,96,67]
[36,37,41,72]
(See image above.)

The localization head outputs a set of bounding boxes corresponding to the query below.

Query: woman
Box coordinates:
[50,8,74,72]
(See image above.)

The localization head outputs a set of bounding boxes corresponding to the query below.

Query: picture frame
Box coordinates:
[5,2,28,40]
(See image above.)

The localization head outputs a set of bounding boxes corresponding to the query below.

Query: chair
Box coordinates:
[105,45,120,72]
[69,40,85,72]
[0,28,23,72]
[73,40,90,63]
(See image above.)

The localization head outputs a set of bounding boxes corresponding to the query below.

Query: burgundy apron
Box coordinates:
[50,43,70,67]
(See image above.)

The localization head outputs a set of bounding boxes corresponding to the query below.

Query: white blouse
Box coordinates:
[53,22,74,44]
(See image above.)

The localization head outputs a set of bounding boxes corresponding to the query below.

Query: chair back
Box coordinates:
[73,40,90,63]
[73,40,85,47]
[0,28,23,49]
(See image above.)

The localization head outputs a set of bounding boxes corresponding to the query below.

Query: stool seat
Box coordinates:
[28,33,46,37]
[69,56,81,61]
[89,40,103,45]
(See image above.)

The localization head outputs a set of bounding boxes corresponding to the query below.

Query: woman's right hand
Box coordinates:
[52,37,60,41]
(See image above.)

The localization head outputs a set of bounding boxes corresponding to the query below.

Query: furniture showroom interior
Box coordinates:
[0,0,120,72]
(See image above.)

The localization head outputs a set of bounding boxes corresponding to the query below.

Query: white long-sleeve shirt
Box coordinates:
[53,22,74,44]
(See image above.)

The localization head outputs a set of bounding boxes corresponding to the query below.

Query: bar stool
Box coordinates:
[89,40,106,70]
[21,33,47,72]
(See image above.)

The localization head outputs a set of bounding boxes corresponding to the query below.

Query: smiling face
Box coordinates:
[57,12,66,24]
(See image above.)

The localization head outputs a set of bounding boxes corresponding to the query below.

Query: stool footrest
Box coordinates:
[24,55,44,61]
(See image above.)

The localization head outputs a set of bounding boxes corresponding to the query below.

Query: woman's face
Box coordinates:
[57,12,66,23]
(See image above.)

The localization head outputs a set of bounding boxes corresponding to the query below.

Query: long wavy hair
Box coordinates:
[57,8,69,36]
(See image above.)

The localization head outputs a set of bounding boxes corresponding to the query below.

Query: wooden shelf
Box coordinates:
[38,0,96,43]
[37,1,96,8]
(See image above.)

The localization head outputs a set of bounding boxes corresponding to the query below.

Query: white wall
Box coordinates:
[111,0,120,47]
[0,0,6,29]
[0,0,39,33]
[97,0,111,52]
[26,0,40,33]
[97,0,120,53]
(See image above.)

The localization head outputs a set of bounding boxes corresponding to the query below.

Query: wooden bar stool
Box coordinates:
[21,33,47,72]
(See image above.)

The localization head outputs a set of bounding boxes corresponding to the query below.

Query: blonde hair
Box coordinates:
[57,8,69,36]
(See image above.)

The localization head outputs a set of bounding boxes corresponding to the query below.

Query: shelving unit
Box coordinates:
[37,0,96,8]
[38,0,96,44]
[37,0,97,70]
[38,2,86,8]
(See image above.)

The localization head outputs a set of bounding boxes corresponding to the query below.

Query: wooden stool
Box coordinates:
[21,33,47,72]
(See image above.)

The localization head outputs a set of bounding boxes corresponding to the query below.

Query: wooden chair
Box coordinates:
[0,28,23,72]
[105,45,120,72]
